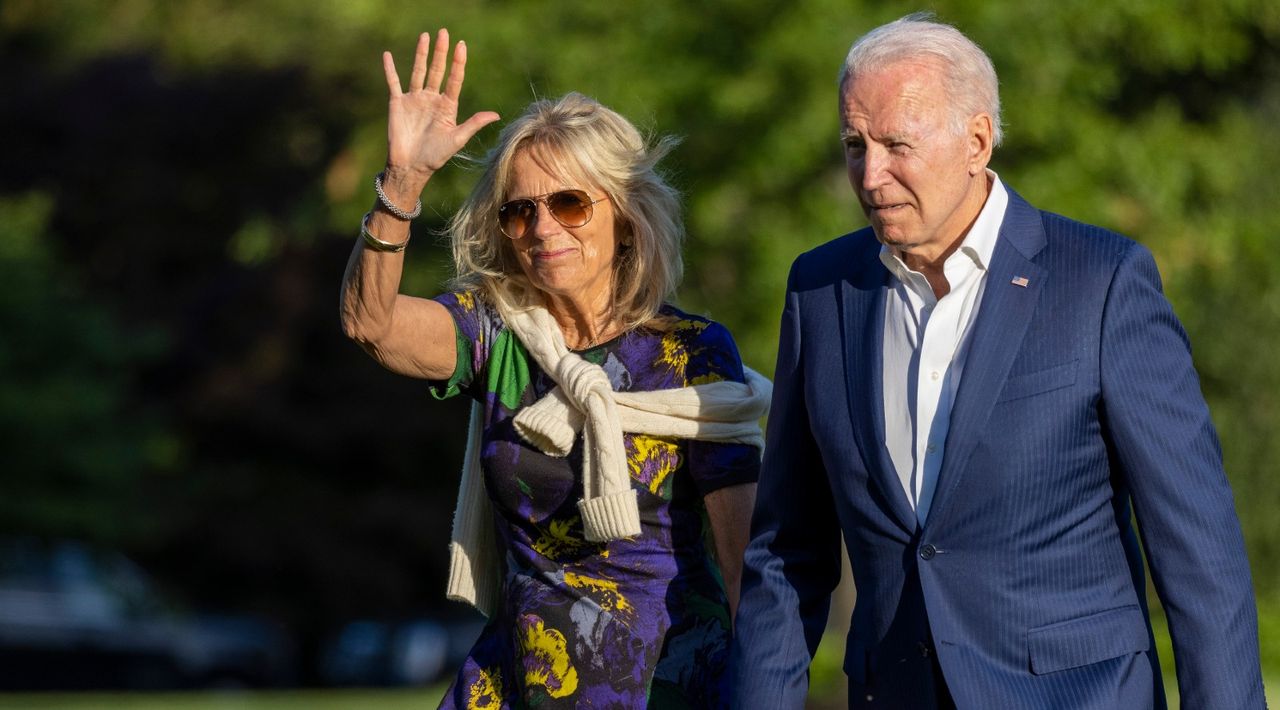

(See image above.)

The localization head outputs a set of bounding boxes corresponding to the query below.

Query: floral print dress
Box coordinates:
[431,291,759,709]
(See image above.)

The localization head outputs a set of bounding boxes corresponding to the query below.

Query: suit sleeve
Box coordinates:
[1099,243,1265,708]
[732,260,843,708]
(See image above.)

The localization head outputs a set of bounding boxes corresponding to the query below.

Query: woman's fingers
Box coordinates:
[383,27,494,168]
[424,28,450,92]
[382,51,402,97]
[393,29,468,99]
[443,40,467,102]
[456,111,502,143]
[408,32,430,92]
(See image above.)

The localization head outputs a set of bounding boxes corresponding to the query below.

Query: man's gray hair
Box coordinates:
[839,12,1004,146]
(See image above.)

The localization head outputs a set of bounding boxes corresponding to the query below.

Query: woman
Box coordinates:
[340,29,768,708]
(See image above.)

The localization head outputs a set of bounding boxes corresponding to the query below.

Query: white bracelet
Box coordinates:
[373,171,423,220]
[360,212,410,253]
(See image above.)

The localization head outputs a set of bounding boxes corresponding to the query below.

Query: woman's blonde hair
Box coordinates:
[447,92,684,330]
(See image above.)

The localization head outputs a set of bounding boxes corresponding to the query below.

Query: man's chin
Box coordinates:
[873,231,913,250]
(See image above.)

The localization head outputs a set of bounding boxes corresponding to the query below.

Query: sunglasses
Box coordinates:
[497,189,608,239]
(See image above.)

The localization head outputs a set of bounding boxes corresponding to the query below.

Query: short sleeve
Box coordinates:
[428,291,498,401]
[682,320,761,496]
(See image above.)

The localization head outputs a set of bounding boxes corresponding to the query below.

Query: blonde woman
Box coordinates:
[341,30,767,708]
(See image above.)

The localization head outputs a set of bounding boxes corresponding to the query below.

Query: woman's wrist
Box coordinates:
[381,165,432,202]
[373,168,427,221]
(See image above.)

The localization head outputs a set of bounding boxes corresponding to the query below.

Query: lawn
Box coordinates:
[0,688,448,710]
[0,676,1275,709]
[1,604,1273,709]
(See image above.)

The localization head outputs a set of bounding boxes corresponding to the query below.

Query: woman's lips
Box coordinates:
[533,248,575,260]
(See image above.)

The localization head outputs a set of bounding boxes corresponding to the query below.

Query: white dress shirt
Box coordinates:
[880,172,1008,524]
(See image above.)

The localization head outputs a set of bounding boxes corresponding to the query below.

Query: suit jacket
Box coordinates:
[732,188,1265,709]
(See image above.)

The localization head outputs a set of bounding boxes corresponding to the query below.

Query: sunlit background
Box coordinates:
[2,1,1278,707]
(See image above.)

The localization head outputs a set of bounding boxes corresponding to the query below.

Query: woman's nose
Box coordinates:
[528,200,559,239]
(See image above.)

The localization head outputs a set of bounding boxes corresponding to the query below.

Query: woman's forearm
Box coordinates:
[339,168,429,345]
[704,482,758,624]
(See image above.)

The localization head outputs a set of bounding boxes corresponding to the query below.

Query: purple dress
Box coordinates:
[431,291,759,709]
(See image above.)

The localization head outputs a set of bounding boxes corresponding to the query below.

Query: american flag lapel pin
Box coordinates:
[1011,276,1030,288]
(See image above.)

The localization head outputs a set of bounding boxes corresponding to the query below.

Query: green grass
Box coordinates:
[1,604,1274,709]
[0,687,447,710]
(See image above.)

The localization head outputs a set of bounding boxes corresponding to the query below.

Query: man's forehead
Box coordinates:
[842,58,947,99]
[847,53,948,80]
[840,63,947,129]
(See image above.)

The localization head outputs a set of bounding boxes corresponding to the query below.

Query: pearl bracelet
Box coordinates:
[360,212,410,253]
[373,171,423,220]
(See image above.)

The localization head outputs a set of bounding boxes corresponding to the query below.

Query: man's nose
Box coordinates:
[857,146,892,192]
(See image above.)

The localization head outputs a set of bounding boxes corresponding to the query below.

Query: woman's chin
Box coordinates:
[530,277,587,301]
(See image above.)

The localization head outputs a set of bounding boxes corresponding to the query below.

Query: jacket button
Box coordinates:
[919,544,937,560]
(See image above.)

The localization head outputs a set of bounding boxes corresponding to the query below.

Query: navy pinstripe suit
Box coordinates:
[732,188,1265,709]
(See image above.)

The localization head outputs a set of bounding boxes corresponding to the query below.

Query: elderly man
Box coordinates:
[733,13,1264,710]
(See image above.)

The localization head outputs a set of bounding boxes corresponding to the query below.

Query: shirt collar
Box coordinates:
[878,170,1009,282]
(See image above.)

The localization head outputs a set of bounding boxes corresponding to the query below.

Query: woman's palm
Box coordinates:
[383,29,498,177]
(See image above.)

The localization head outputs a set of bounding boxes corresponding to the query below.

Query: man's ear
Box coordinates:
[967,113,994,176]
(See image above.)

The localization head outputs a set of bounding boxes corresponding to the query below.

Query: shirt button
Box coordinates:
[919,544,937,560]
[926,443,937,454]
[930,370,940,381]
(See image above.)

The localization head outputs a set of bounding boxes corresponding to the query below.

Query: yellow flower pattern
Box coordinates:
[466,665,503,709]
[628,434,681,495]
[657,318,710,381]
[517,614,579,699]
[531,517,606,561]
[564,571,635,617]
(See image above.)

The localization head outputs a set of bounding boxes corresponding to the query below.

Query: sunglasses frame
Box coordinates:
[497,189,609,239]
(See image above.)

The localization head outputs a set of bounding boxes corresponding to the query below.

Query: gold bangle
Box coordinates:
[360,212,410,253]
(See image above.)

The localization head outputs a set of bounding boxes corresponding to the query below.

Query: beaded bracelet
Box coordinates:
[373,171,423,220]
[360,212,410,253]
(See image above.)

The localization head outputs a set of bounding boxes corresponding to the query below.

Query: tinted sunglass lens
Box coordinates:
[547,191,592,226]
[499,200,535,238]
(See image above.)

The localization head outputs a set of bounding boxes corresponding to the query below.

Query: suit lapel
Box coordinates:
[841,248,918,534]
[924,189,1048,529]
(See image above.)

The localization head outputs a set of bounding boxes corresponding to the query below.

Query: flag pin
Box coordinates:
[1011,276,1030,288]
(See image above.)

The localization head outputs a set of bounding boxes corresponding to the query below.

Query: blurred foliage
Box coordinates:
[0,192,171,542]
[2,0,1278,691]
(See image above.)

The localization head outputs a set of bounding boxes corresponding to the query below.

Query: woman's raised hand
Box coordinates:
[382,29,499,185]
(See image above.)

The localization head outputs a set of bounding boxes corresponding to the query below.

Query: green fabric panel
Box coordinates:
[428,317,473,401]
[488,328,532,411]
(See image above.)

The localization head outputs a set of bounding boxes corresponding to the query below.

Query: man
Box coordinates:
[733,13,1264,710]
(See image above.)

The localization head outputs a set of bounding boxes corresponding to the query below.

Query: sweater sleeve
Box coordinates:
[683,320,762,496]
